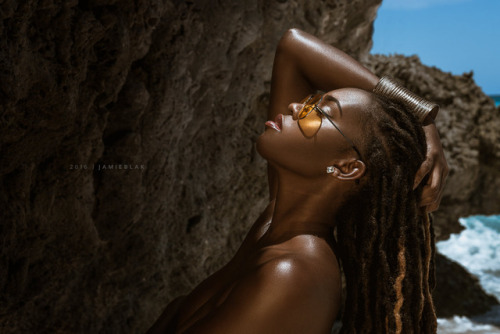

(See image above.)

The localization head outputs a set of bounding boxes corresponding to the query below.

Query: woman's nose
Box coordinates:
[288,103,303,120]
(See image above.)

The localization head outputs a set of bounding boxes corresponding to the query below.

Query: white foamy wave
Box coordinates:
[437,215,500,300]
[437,316,500,333]
[436,215,500,333]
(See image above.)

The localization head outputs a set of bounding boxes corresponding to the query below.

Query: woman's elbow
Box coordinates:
[275,28,307,61]
[278,28,303,49]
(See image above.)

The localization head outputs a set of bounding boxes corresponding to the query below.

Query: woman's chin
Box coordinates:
[255,134,267,159]
[256,133,278,164]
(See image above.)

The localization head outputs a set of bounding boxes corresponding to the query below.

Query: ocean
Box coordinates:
[490,95,500,107]
[433,96,498,332]
[437,215,500,333]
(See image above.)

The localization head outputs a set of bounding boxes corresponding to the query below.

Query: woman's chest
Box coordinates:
[173,245,286,332]
[173,258,252,332]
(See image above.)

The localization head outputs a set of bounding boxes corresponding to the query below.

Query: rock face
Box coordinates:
[364,54,500,241]
[363,54,500,316]
[433,253,498,317]
[363,54,500,317]
[1,0,498,332]
[0,0,382,332]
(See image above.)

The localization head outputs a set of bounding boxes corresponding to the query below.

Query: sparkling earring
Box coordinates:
[326,166,339,176]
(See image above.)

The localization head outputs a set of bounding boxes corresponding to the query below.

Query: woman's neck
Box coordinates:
[259,169,344,246]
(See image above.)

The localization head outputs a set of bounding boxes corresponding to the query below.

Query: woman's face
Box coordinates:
[257,88,371,177]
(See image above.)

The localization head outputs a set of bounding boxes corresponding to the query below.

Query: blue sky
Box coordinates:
[371,0,500,94]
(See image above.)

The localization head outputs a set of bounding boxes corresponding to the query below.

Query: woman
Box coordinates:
[148,28,448,334]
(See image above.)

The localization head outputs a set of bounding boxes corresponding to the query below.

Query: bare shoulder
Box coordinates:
[255,251,339,296]
[181,251,340,334]
[235,250,341,332]
[259,235,342,286]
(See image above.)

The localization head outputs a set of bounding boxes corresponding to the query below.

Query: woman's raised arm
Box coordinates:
[268,28,378,121]
[266,28,448,213]
[265,29,378,199]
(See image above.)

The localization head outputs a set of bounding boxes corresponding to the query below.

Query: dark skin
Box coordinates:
[147,28,448,334]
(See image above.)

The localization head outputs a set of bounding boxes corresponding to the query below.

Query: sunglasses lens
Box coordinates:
[298,104,312,118]
[299,112,321,137]
[311,94,322,102]
[298,94,322,137]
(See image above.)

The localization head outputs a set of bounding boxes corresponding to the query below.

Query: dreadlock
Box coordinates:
[336,95,437,333]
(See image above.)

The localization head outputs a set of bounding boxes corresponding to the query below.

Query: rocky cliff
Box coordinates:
[1,0,498,332]
[364,54,500,241]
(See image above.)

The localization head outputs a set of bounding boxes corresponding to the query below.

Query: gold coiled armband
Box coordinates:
[373,75,439,123]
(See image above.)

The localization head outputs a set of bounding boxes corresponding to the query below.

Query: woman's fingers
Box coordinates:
[420,165,443,212]
[414,158,433,190]
[429,160,449,212]
[419,153,449,212]
[415,122,449,212]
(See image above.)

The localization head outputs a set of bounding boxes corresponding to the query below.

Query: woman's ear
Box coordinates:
[327,159,366,181]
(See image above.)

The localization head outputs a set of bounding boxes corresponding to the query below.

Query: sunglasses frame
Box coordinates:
[297,94,364,162]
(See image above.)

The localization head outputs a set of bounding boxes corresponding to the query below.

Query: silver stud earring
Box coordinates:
[326,166,339,176]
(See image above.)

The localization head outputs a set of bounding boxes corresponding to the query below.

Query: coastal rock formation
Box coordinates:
[0,0,382,332]
[433,253,498,317]
[364,54,500,316]
[364,54,500,241]
[0,0,498,332]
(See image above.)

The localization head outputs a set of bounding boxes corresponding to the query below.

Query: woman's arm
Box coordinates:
[267,28,448,212]
[266,28,378,199]
[268,28,378,124]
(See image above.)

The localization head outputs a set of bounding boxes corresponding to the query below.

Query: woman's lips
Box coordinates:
[275,114,283,129]
[265,114,283,132]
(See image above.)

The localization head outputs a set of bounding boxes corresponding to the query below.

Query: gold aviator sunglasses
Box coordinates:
[298,94,363,161]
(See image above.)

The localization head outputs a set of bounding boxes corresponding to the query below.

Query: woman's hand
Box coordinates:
[413,122,449,212]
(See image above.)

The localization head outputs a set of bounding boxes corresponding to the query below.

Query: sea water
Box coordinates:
[489,95,500,107]
[437,215,500,333]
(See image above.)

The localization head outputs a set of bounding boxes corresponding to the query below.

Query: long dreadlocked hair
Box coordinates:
[336,95,437,333]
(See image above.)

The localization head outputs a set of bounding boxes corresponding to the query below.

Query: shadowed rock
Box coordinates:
[364,54,500,241]
[1,0,498,332]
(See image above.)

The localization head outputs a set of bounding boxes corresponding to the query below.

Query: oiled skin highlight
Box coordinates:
[147,28,448,334]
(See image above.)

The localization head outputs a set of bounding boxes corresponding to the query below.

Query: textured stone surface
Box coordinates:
[0,0,383,332]
[434,253,498,317]
[364,54,500,241]
[1,1,168,332]
[364,54,500,317]
[1,0,498,332]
